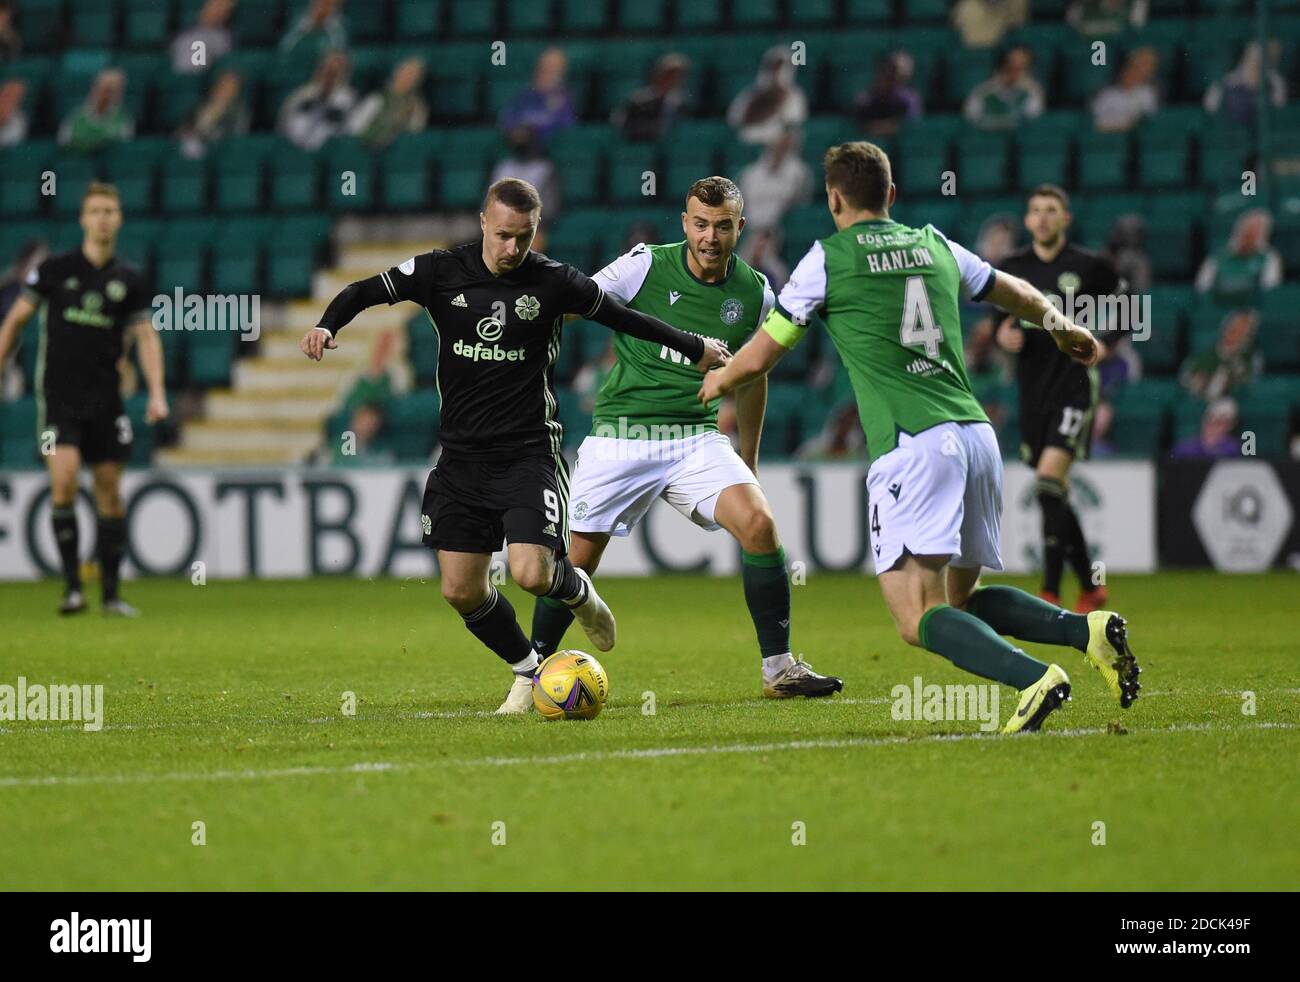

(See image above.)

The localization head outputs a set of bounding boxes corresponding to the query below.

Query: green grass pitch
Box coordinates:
[0,571,1295,890]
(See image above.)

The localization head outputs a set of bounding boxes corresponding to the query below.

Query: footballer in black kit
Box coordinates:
[304,178,729,713]
[994,185,1120,612]
[0,182,169,616]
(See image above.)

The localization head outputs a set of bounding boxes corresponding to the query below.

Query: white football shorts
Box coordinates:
[567,431,759,536]
[866,420,1003,574]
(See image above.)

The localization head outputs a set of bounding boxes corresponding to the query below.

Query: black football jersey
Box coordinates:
[994,243,1120,409]
[21,248,152,409]
[380,241,603,458]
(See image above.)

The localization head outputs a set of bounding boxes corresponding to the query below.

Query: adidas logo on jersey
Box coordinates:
[451,293,467,307]
[542,522,558,537]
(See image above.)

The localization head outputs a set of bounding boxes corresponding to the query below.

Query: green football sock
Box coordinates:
[530,595,575,658]
[741,547,792,660]
[964,585,1091,651]
[917,604,1048,690]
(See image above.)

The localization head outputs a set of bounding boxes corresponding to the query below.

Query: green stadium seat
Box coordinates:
[159,154,209,214]
[116,216,162,274]
[1018,139,1070,188]
[732,0,778,27]
[407,313,439,386]
[231,0,285,47]
[322,136,378,212]
[387,390,441,461]
[616,0,666,32]
[213,216,274,295]
[844,0,891,24]
[1137,300,1185,376]
[448,0,494,36]
[1270,210,1300,270]
[944,50,996,111]
[895,130,949,198]
[395,0,440,37]
[1145,214,1198,280]
[381,132,436,210]
[266,214,330,296]
[70,0,119,48]
[268,147,321,211]
[1137,129,1190,188]
[905,0,950,22]
[1077,132,1130,190]
[185,331,235,388]
[557,0,610,33]
[213,153,265,212]
[676,0,723,31]
[153,72,206,130]
[124,0,172,49]
[956,131,1011,193]
[1108,400,1166,457]
[0,142,54,218]
[1198,131,1253,188]
[606,144,659,204]
[50,157,97,217]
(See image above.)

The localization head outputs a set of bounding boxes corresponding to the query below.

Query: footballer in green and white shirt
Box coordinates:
[702,143,1141,733]
[531,177,843,699]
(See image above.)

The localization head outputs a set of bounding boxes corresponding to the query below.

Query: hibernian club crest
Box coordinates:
[719,298,744,325]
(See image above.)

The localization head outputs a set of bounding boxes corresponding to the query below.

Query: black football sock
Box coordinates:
[544,555,589,607]
[1061,501,1096,591]
[96,515,126,603]
[52,506,81,594]
[918,604,1049,690]
[964,585,1092,652]
[742,547,792,660]
[461,587,535,667]
[531,596,576,657]
[1035,476,1068,596]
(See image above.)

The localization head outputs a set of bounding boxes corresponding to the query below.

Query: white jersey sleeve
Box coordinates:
[757,272,776,327]
[591,243,654,306]
[775,240,827,326]
[931,227,995,300]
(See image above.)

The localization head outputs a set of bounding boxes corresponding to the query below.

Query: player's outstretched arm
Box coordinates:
[734,375,768,474]
[132,320,170,424]
[301,275,391,361]
[0,295,37,370]
[588,294,728,371]
[984,270,1100,367]
[698,325,788,405]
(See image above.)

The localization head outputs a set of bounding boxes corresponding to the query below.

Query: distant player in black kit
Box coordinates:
[0,182,168,616]
[994,185,1120,612]
[302,178,730,713]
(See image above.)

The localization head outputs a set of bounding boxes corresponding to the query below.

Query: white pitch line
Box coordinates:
[0,721,1292,789]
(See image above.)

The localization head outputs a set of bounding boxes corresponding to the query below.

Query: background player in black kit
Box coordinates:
[994,185,1120,613]
[0,182,168,617]
[301,178,730,713]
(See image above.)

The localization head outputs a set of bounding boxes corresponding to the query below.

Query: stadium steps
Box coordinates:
[157,243,429,467]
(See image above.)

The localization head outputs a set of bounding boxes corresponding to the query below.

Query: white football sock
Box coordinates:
[762,652,794,681]
[510,652,540,676]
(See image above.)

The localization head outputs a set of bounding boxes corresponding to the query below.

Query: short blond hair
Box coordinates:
[82,181,121,207]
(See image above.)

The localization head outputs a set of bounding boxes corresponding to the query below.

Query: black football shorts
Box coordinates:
[421,452,570,555]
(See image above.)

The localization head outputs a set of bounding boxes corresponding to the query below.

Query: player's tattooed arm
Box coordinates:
[589,294,728,370]
[984,270,1100,367]
[0,295,37,370]
[302,275,391,360]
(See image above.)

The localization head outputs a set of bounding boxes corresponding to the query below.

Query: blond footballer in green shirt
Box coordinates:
[700,143,1142,733]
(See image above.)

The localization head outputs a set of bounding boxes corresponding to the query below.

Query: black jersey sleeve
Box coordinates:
[20,257,57,302]
[552,262,604,318]
[590,292,707,363]
[379,252,437,305]
[124,269,154,326]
